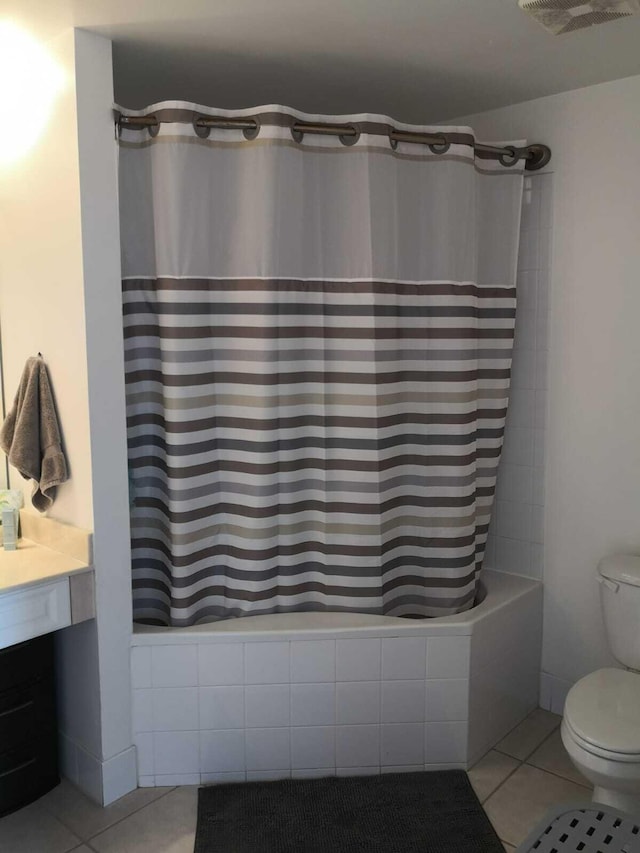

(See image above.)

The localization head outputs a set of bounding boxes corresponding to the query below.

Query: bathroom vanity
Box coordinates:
[0,512,94,651]
[0,513,94,816]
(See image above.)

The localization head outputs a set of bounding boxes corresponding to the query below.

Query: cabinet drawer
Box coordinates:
[0,580,71,650]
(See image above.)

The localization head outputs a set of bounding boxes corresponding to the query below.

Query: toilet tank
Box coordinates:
[598,555,640,670]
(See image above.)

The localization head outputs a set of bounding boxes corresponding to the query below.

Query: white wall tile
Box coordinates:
[138,775,155,787]
[425,721,468,764]
[155,773,200,786]
[381,765,423,774]
[427,636,470,679]
[497,500,532,542]
[201,771,246,783]
[134,732,154,777]
[425,679,469,721]
[381,681,425,723]
[532,466,545,506]
[336,766,380,777]
[530,543,544,580]
[484,534,496,568]
[132,688,153,733]
[510,347,536,391]
[245,642,290,684]
[291,683,336,726]
[336,682,380,725]
[199,686,244,730]
[495,536,533,576]
[291,727,335,769]
[531,504,544,544]
[336,725,380,767]
[382,637,426,680]
[151,646,197,688]
[534,390,547,430]
[292,768,335,779]
[336,639,381,681]
[291,640,335,682]
[500,427,535,467]
[245,728,290,771]
[381,723,424,767]
[152,687,198,731]
[245,684,290,728]
[198,643,244,686]
[506,389,535,429]
[153,731,199,775]
[200,730,245,773]
[131,646,152,688]
[536,349,548,390]
[495,464,533,505]
[533,426,546,466]
[246,769,291,781]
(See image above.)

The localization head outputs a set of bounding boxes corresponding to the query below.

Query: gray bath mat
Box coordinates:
[194,769,503,852]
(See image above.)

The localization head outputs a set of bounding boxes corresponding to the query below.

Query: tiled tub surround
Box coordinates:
[485,171,552,582]
[130,570,542,786]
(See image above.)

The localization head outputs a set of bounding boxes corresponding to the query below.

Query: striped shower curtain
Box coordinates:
[119,103,524,627]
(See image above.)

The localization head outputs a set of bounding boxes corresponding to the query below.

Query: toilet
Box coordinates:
[561,554,640,814]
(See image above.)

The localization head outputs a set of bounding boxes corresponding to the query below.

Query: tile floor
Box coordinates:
[0,709,591,852]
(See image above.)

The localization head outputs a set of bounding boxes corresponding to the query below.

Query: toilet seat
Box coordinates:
[564,668,640,761]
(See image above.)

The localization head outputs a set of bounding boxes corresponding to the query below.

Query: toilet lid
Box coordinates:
[565,668,640,756]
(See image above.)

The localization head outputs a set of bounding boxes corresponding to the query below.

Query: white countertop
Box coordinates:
[0,538,91,594]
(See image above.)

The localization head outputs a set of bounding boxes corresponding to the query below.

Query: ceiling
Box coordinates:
[8,0,640,121]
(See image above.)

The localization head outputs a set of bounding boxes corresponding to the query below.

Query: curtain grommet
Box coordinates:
[339,125,360,146]
[291,125,304,143]
[499,146,519,167]
[428,135,450,155]
[193,117,211,139]
[146,116,160,138]
[389,132,399,151]
[243,119,260,140]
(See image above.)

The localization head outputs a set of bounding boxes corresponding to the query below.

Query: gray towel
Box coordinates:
[0,356,69,512]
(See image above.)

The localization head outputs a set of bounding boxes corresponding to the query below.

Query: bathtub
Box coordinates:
[130,569,542,786]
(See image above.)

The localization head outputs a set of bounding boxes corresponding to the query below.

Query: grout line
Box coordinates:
[82,785,178,842]
[523,759,591,790]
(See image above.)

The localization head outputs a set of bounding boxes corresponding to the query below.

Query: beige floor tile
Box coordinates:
[0,799,81,853]
[484,764,592,848]
[495,708,561,761]
[40,778,174,841]
[527,728,592,789]
[468,750,520,803]
[70,847,94,852]
[90,786,198,853]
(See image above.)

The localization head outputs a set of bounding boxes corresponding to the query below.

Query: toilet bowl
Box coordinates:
[561,667,640,813]
[561,555,640,816]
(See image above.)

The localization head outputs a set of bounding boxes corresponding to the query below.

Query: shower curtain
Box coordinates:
[119,103,524,627]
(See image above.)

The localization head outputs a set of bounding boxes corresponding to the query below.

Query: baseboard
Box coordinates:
[58,733,137,805]
[539,671,573,715]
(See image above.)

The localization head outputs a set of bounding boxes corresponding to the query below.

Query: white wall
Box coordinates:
[0,26,135,805]
[0,30,93,529]
[453,73,640,709]
[74,28,136,803]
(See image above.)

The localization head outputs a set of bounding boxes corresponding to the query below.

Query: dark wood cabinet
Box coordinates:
[0,634,59,817]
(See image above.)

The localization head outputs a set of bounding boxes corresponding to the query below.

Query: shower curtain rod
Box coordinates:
[117,113,552,171]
